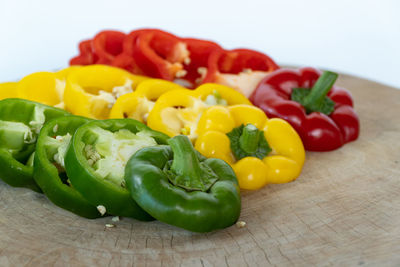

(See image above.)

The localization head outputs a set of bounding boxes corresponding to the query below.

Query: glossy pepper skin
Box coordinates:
[0,99,69,192]
[0,82,18,100]
[147,83,251,140]
[64,65,148,119]
[65,119,169,220]
[195,105,305,190]
[33,116,100,218]
[125,135,241,232]
[128,29,190,81]
[17,66,80,108]
[109,79,184,122]
[250,67,359,151]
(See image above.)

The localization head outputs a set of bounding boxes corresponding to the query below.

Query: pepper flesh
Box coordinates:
[63,65,148,119]
[147,83,251,140]
[250,67,360,151]
[17,67,80,108]
[0,82,18,100]
[194,104,305,190]
[109,79,184,122]
[33,116,101,218]
[65,119,169,219]
[203,48,279,97]
[124,135,241,232]
[0,99,69,192]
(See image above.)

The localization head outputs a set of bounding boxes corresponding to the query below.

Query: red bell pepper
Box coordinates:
[203,48,279,97]
[123,29,190,81]
[250,67,359,151]
[180,38,222,87]
[70,40,98,65]
[92,30,126,64]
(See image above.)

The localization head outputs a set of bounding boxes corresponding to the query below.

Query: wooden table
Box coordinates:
[0,73,399,266]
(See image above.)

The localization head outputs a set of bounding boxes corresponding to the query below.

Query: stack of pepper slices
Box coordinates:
[0,28,359,233]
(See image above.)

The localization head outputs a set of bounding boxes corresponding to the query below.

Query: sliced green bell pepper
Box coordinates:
[33,116,101,218]
[124,135,241,233]
[65,118,169,220]
[0,98,69,192]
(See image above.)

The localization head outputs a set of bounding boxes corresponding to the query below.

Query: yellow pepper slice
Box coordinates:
[0,82,18,100]
[195,104,305,190]
[109,79,184,122]
[147,83,251,140]
[16,66,80,108]
[64,65,148,119]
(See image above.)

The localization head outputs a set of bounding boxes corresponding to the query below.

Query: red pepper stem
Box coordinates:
[302,71,338,109]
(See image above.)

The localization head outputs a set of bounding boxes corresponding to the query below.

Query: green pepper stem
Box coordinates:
[239,124,260,153]
[302,71,338,110]
[168,135,206,190]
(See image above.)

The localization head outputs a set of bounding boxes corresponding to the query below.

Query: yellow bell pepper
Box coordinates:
[109,79,184,122]
[0,82,18,100]
[64,65,148,119]
[194,105,305,190]
[147,83,251,140]
[16,66,80,108]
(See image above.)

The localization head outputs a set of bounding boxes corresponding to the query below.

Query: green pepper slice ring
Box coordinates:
[125,135,241,232]
[0,98,69,192]
[34,116,101,218]
[65,118,169,220]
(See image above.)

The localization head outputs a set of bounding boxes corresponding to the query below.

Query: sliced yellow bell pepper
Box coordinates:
[147,83,251,140]
[109,79,184,122]
[16,66,80,108]
[0,82,18,100]
[195,105,305,190]
[64,65,148,119]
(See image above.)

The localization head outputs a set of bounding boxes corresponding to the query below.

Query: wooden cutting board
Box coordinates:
[0,73,399,267]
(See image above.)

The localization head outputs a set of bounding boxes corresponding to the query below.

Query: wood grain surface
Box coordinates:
[0,74,399,267]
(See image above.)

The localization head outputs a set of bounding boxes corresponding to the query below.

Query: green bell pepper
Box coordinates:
[0,98,69,192]
[33,116,101,218]
[124,135,241,233]
[65,118,169,220]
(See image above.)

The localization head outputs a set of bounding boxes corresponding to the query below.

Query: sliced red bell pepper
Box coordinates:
[250,67,359,151]
[123,29,190,81]
[92,30,126,64]
[202,48,279,97]
[69,40,98,66]
[180,38,222,88]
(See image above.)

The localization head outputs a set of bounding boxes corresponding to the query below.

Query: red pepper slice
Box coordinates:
[92,30,126,64]
[69,40,98,65]
[125,29,190,80]
[180,38,222,87]
[203,48,279,96]
[250,67,359,151]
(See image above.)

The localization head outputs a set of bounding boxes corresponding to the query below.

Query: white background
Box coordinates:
[0,0,399,88]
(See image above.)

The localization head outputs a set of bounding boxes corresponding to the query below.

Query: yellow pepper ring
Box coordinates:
[147,83,253,140]
[0,82,18,100]
[109,79,184,122]
[64,65,148,119]
[194,104,305,190]
[194,83,251,105]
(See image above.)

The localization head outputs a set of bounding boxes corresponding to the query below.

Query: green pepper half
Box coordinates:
[65,118,169,220]
[33,116,101,218]
[0,98,69,192]
[124,135,241,233]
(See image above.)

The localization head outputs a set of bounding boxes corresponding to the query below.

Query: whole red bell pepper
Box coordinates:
[250,67,359,151]
[203,48,279,97]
